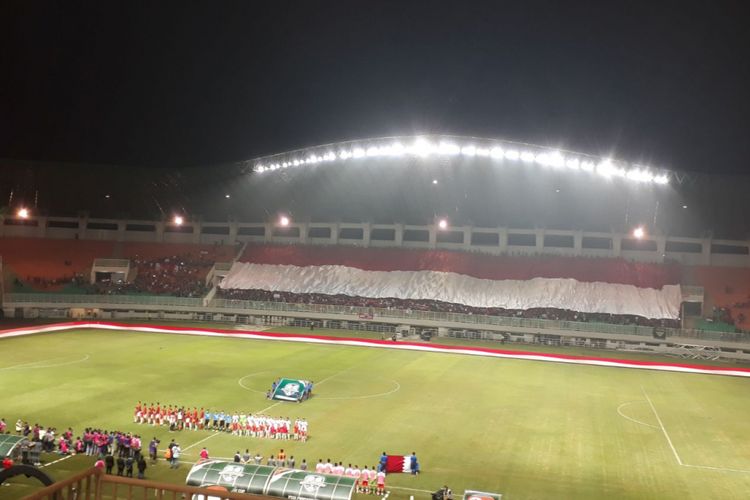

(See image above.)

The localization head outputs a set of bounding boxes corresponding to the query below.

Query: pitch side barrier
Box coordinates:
[2,321,750,378]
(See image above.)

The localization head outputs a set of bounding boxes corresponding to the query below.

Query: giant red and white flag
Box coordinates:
[220,245,682,319]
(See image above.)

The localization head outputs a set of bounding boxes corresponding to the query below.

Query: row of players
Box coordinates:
[314,459,386,495]
[133,403,308,441]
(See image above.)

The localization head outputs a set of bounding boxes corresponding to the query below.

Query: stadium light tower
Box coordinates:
[17,207,29,219]
[632,226,645,239]
[173,215,184,226]
[279,215,291,227]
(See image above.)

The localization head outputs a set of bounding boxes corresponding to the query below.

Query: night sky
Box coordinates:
[3,1,748,172]
[1,2,749,237]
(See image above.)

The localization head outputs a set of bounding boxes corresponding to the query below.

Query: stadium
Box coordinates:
[1,133,750,500]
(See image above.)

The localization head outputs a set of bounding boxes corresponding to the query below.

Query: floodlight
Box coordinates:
[438,142,460,155]
[490,147,504,159]
[279,215,290,227]
[17,207,29,219]
[520,151,536,163]
[547,151,565,167]
[438,218,449,230]
[412,138,435,157]
[432,179,438,185]
[580,160,595,172]
[225,194,231,199]
[461,145,477,156]
[632,226,645,239]
[173,215,184,226]
[566,158,580,169]
[504,149,520,161]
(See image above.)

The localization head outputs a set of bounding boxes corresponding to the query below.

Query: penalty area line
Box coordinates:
[641,386,750,474]
[641,386,683,465]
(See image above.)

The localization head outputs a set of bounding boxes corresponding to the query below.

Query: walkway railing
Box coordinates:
[210,298,665,337]
[4,293,202,307]
[4,292,750,343]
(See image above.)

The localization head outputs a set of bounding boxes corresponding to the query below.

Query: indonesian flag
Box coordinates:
[385,455,413,473]
[220,245,683,320]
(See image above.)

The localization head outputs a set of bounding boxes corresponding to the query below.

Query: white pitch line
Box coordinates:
[42,455,74,468]
[388,485,433,493]
[682,463,750,474]
[182,432,221,452]
[641,386,683,465]
[316,380,401,401]
[616,401,659,429]
[316,364,355,385]
[256,401,282,414]
[0,354,90,370]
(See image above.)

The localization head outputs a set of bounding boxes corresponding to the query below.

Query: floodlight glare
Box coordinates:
[438,218,449,230]
[412,138,433,157]
[17,207,29,219]
[566,158,580,169]
[249,135,673,188]
[279,215,290,227]
[173,215,184,226]
[633,226,645,239]
[432,179,438,185]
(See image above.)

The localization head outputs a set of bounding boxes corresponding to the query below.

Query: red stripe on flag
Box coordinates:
[385,455,405,473]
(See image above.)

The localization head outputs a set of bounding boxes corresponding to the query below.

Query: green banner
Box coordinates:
[272,378,309,402]
[186,460,356,500]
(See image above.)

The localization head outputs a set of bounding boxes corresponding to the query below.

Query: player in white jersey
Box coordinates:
[333,462,345,475]
[315,459,325,473]
[375,470,386,495]
[360,466,370,493]
[352,466,361,491]
[344,464,353,477]
[323,459,333,474]
[368,467,378,493]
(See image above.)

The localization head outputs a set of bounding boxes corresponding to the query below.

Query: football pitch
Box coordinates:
[1,325,750,499]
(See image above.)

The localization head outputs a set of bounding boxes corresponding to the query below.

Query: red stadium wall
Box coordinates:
[0,238,116,286]
[688,266,750,330]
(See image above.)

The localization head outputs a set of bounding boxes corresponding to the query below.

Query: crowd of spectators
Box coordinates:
[85,252,213,297]
[217,288,680,328]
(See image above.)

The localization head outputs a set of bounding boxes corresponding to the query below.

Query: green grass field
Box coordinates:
[1,326,750,499]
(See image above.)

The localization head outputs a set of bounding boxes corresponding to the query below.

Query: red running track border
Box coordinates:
[1,321,749,378]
